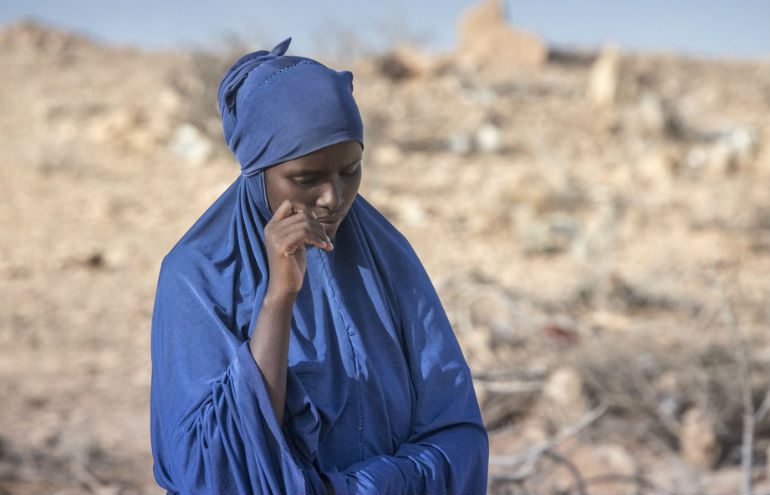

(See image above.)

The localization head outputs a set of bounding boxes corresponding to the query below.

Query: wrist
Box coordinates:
[264,285,299,306]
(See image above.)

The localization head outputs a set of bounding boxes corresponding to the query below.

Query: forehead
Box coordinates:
[277,140,362,172]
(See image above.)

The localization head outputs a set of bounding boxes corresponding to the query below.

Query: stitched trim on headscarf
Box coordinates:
[256,60,317,90]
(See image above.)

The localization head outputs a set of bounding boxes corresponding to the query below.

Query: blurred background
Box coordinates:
[1,1,769,494]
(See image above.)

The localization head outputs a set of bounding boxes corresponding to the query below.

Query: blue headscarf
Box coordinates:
[217,37,363,177]
[150,38,488,495]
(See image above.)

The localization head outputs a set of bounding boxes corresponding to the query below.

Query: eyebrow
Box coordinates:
[290,158,361,175]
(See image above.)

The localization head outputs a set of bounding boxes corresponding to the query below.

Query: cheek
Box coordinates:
[266,180,307,212]
[343,175,362,204]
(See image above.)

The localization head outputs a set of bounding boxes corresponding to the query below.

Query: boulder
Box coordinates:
[588,44,621,105]
[457,0,547,74]
[376,45,446,81]
[167,123,213,166]
[541,366,590,423]
[679,407,720,469]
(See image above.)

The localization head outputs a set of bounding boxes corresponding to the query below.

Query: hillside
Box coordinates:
[1,12,769,494]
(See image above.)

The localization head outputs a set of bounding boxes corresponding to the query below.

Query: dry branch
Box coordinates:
[716,274,754,495]
[490,404,607,482]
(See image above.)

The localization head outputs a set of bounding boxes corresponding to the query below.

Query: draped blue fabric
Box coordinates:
[150,38,488,495]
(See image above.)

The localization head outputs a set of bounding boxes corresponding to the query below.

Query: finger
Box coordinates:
[291,205,320,224]
[282,223,331,251]
[272,209,316,230]
[273,221,334,252]
[280,230,325,256]
[284,220,331,244]
[276,210,330,237]
[272,199,295,221]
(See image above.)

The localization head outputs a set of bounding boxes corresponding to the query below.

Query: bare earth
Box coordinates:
[1,21,769,495]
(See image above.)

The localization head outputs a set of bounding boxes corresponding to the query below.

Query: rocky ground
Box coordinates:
[1,3,769,494]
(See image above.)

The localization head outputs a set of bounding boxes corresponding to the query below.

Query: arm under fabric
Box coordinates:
[150,257,327,495]
[324,238,489,495]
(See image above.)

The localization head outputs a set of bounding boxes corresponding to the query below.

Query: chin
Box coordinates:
[321,219,342,240]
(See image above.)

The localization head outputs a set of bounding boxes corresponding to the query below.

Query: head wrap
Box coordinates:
[217,37,364,177]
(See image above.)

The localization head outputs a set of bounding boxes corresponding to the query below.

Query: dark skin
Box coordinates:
[248,140,363,428]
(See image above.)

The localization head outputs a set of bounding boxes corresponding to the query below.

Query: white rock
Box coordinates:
[588,44,621,105]
[448,133,473,155]
[638,92,667,135]
[168,123,213,166]
[475,123,503,154]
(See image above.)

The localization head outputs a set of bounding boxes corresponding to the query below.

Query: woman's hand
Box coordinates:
[263,200,334,296]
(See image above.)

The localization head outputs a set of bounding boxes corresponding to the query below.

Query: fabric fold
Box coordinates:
[283,368,323,463]
[151,257,310,495]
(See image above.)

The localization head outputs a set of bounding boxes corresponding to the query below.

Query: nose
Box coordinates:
[316,177,342,212]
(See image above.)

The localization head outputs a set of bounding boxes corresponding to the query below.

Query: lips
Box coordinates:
[316,216,340,224]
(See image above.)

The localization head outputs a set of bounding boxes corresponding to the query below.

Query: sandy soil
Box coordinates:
[1,19,769,495]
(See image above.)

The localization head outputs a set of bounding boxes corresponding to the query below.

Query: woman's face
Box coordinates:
[264,140,363,239]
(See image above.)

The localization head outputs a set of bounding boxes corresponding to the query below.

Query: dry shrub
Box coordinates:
[567,328,770,465]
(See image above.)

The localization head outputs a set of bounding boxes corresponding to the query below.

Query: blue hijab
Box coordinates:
[150,38,488,495]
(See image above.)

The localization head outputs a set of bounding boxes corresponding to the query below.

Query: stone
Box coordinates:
[635,148,676,193]
[685,127,759,178]
[556,443,637,495]
[457,0,547,74]
[391,196,428,226]
[638,92,667,134]
[588,44,621,105]
[635,91,682,137]
[710,127,758,174]
[448,132,473,155]
[167,123,213,166]
[541,366,590,422]
[371,144,404,166]
[475,123,503,154]
[87,107,162,153]
[514,207,579,255]
[679,407,720,469]
[376,45,441,81]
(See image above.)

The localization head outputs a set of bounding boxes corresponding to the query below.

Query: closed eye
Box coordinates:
[293,175,320,185]
[342,161,361,176]
[291,161,360,186]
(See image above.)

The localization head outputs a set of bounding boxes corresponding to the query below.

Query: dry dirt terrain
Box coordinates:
[1,5,770,494]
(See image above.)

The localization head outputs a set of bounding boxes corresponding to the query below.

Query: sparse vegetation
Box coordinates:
[1,11,769,494]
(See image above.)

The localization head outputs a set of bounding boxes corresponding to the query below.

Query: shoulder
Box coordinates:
[351,194,416,257]
[157,178,250,284]
[350,194,431,284]
[161,177,247,272]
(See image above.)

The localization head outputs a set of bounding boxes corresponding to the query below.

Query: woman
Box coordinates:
[150,38,488,495]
